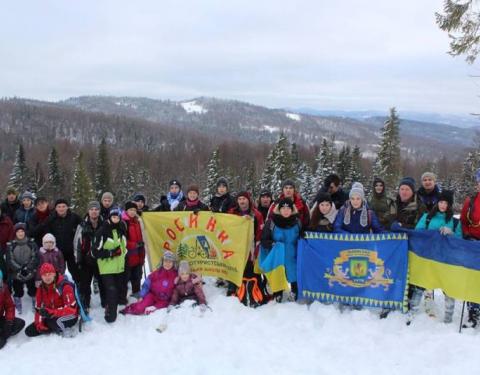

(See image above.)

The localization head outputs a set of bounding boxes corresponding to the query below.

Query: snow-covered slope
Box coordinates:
[2,279,478,375]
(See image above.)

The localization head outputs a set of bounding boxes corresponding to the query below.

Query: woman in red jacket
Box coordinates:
[0,270,25,349]
[25,263,78,337]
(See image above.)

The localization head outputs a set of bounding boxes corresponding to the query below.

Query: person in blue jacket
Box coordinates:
[334,182,383,234]
[409,190,462,324]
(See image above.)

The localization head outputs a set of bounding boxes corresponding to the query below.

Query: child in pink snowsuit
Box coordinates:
[121,251,177,315]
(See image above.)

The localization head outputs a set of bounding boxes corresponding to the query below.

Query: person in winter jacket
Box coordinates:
[6,223,39,314]
[268,179,310,228]
[25,263,78,337]
[92,207,127,323]
[210,177,235,213]
[175,185,209,212]
[74,201,104,311]
[0,270,25,350]
[408,190,461,324]
[389,177,426,230]
[312,174,349,210]
[0,207,14,255]
[417,172,442,212]
[40,199,82,283]
[36,233,65,286]
[155,179,186,211]
[28,197,51,248]
[132,193,149,215]
[368,177,395,229]
[100,192,115,221]
[13,191,36,230]
[460,168,480,328]
[309,192,338,233]
[120,251,177,315]
[261,198,302,302]
[256,189,273,222]
[0,188,21,222]
[121,201,145,301]
[169,260,207,308]
[334,183,383,234]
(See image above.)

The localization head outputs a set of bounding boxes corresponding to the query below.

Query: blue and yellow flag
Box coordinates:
[408,230,480,304]
[142,212,253,286]
[297,232,409,311]
[257,243,290,293]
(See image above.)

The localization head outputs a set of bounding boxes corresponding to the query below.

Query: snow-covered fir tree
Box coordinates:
[314,138,337,189]
[114,160,137,204]
[337,145,352,187]
[94,138,112,199]
[31,162,46,194]
[458,150,480,202]
[202,148,220,202]
[290,143,302,184]
[373,108,401,190]
[47,147,64,199]
[260,147,276,193]
[271,133,294,195]
[299,162,315,202]
[244,162,258,198]
[349,145,365,189]
[71,151,95,214]
[8,143,31,193]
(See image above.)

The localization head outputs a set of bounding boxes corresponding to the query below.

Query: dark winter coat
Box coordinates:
[0,199,20,222]
[155,195,186,212]
[0,254,6,282]
[313,187,349,210]
[390,195,426,230]
[100,205,113,222]
[28,208,52,248]
[74,215,103,267]
[93,220,127,275]
[36,247,65,281]
[0,285,15,322]
[6,238,39,282]
[121,212,145,268]
[210,194,235,213]
[368,193,395,229]
[257,205,271,222]
[175,200,209,212]
[268,192,310,228]
[13,206,35,228]
[170,274,207,306]
[334,202,384,234]
[41,210,82,256]
[0,215,14,255]
[417,185,442,212]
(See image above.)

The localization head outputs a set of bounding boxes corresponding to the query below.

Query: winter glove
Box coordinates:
[136,241,145,249]
[37,307,53,319]
[111,247,122,257]
[262,240,274,251]
[144,306,157,315]
[35,280,42,288]
[193,208,200,215]
[440,227,453,236]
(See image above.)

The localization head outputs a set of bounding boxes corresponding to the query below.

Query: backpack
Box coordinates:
[57,276,92,331]
[237,275,268,307]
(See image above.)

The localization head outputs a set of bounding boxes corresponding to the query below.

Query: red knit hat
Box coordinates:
[39,263,56,276]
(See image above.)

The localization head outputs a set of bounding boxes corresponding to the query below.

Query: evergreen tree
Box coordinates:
[8,143,31,193]
[244,162,258,198]
[290,143,302,183]
[94,138,112,199]
[373,108,401,190]
[115,161,137,204]
[47,147,63,199]
[299,162,315,203]
[271,133,294,195]
[71,151,95,214]
[458,150,480,202]
[260,147,276,193]
[314,138,337,189]
[31,162,46,194]
[202,148,220,202]
[337,145,352,187]
[349,145,365,189]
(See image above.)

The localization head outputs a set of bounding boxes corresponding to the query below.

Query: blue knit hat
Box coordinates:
[399,177,416,193]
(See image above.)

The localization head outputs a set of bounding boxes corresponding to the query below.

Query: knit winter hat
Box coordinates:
[132,193,146,203]
[373,177,385,188]
[278,198,294,210]
[40,262,56,276]
[349,182,365,201]
[101,192,114,201]
[169,179,182,189]
[124,201,138,211]
[236,191,251,201]
[178,260,191,274]
[438,190,454,207]
[54,198,69,207]
[14,222,26,233]
[21,191,35,201]
[35,196,48,204]
[316,192,333,205]
[187,185,200,194]
[281,179,296,190]
[42,233,56,247]
[6,188,17,195]
[421,172,437,182]
[476,169,480,183]
[88,201,101,210]
[259,189,272,198]
[109,207,121,218]
[163,250,176,263]
[399,177,416,193]
[216,177,229,189]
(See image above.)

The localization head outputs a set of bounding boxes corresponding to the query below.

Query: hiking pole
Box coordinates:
[459,301,466,334]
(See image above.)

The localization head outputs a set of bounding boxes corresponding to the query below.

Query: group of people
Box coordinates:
[0,170,480,349]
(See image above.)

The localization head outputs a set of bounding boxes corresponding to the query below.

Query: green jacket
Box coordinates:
[95,225,127,275]
[368,193,395,229]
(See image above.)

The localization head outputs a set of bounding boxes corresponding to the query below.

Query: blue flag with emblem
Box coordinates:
[297,232,409,312]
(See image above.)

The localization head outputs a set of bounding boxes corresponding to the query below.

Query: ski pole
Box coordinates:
[459,301,466,334]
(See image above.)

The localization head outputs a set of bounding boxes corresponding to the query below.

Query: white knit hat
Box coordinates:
[349,182,365,201]
[42,233,56,247]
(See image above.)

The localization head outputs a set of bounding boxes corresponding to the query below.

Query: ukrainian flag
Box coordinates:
[408,230,480,304]
[257,243,289,293]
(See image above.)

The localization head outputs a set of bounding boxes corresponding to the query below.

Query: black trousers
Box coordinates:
[12,279,36,298]
[101,273,124,323]
[25,315,78,337]
[63,251,79,283]
[121,263,143,301]
[78,257,104,309]
[0,317,25,338]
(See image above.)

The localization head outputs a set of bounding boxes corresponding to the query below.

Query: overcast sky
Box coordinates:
[1,0,479,114]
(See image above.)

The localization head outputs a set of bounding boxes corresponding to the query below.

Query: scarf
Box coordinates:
[343,201,368,227]
[167,191,184,211]
[186,199,199,208]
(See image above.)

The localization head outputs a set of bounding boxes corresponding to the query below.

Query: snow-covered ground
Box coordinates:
[181,101,207,114]
[2,280,479,375]
[286,113,301,122]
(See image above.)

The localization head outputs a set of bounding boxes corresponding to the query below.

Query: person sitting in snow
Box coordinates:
[120,251,177,315]
[169,260,207,311]
[0,270,25,350]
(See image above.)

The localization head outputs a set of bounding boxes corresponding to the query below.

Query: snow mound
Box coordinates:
[181,101,207,114]
[263,125,280,133]
[2,281,479,375]
[286,113,301,122]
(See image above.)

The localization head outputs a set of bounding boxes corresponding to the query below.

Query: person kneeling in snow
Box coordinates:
[0,270,25,349]
[120,251,177,315]
[169,260,207,311]
[25,263,78,337]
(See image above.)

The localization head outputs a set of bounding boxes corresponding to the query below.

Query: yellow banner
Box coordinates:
[142,212,253,286]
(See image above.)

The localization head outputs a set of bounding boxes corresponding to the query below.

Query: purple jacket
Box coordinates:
[36,247,66,281]
[140,267,177,302]
[170,274,206,306]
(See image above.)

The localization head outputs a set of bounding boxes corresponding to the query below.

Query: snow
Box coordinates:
[2,281,479,375]
[263,125,280,133]
[286,113,301,122]
[181,101,208,114]
[114,101,138,109]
